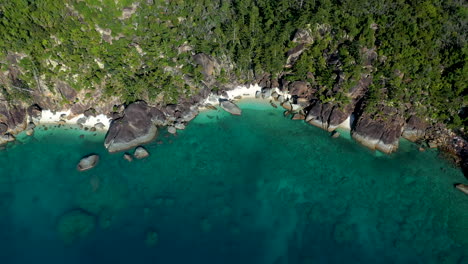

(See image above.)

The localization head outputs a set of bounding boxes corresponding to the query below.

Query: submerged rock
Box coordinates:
[104,101,158,152]
[56,209,96,244]
[77,154,99,171]
[134,146,149,159]
[145,229,159,247]
[123,153,133,162]
[220,100,242,116]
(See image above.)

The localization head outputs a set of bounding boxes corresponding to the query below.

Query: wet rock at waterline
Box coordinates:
[455,183,468,195]
[220,100,242,116]
[77,154,100,171]
[104,101,158,153]
[134,146,149,159]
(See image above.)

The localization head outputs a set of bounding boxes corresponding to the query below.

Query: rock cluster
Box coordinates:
[104,101,159,152]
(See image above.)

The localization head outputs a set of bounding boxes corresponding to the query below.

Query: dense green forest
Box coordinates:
[0,0,466,128]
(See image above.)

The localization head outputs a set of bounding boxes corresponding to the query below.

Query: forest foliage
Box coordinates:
[0,0,466,128]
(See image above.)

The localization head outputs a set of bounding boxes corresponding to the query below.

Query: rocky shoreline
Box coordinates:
[1,51,467,180]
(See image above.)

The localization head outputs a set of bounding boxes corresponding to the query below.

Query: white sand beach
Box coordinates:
[39,110,111,130]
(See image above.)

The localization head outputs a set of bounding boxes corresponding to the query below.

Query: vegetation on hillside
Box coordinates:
[0,0,466,128]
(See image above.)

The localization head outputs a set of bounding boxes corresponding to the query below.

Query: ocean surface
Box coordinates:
[0,100,467,264]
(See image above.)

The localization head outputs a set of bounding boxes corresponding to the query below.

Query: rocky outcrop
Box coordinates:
[402,115,427,142]
[193,53,219,77]
[292,29,314,44]
[220,100,242,116]
[77,154,99,171]
[351,114,404,153]
[0,123,7,134]
[0,103,27,134]
[305,101,349,132]
[286,43,306,68]
[56,81,77,101]
[84,108,97,117]
[104,101,158,153]
[289,81,315,99]
[134,146,149,159]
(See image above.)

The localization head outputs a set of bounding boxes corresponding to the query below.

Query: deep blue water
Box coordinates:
[0,100,467,264]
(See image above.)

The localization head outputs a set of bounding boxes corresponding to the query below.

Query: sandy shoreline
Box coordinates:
[39,110,111,131]
[37,84,352,133]
[201,85,352,131]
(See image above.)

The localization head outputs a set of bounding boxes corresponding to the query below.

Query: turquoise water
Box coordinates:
[0,100,467,264]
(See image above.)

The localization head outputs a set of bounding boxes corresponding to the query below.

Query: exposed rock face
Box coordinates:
[286,43,306,67]
[305,101,349,132]
[149,107,166,125]
[0,103,27,134]
[351,114,404,153]
[77,154,100,171]
[220,100,242,116]
[104,101,158,153]
[0,123,7,135]
[70,103,89,116]
[289,81,314,98]
[134,146,149,159]
[56,81,77,101]
[193,53,219,77]
[402,115,427,142]
[84,108,97,117]
[27,104,42,123]
[292,29,314,44]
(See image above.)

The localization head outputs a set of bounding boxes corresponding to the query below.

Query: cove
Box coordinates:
[0,100,467,264]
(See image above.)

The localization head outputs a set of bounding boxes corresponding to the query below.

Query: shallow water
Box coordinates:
[0,100,467,264]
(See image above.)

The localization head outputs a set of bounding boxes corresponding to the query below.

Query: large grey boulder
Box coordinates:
[220,100,242,116]
[77,154,99,172]
[104,101,158,152]
[351,112,403,154]
[193,53,219,77]
[56,81,77,101]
